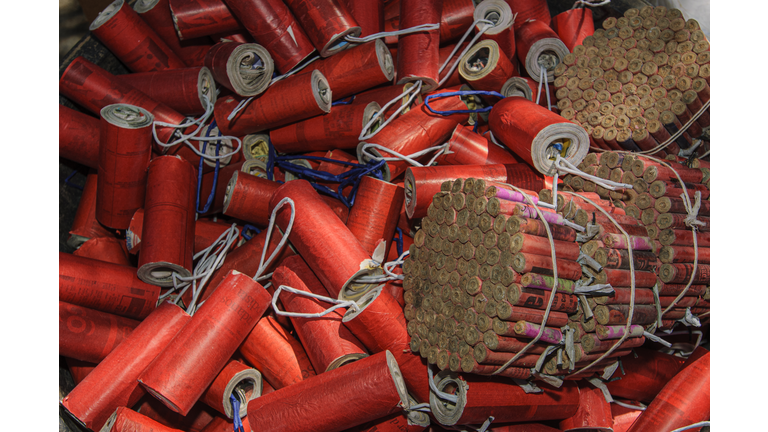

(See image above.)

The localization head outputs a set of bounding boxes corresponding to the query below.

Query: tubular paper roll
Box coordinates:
[396,0,442,91]
[437,42,469,88]
[594,248,659,272]
[353,83,424,119]
[222,0,315,74]
[270,100,381,153]
[284,0,361,57]
[598,268,658,288]
[61,302,191,431]
[203,42,274,97]
[390,351,431,404]
[59,105,100,169]
[346,176,404,256]
[515,19,568,83]
[459,40,518,92]
[65,357,97,385]
[494,304,569,328]
[210,31,253,43]
[222,171,280,225]
[488,97,590,175]
[438,124,521,166]
[341,0,384,38]
[59,301,139,364]
[269,180,379,300]
[73,237,131,266]
[512,252,583,281]
[272,256,369,372]
[403,164,509,219]
[345,411,428,432]
[627,352,710,432]
[139,271,271,415]
[101,407,185,432]
[199,415,252,432]
[126,208,239,255]
[89,0,186,72]
[605,348,686,403]
[659,244,710,264]
[120,67,217,116]
[558,383,613,431]
[201,360,262,418]
[593,305,658,326]
[611,403,643,432]
[168,0,241,40]
[68,171,114,249]
[134,398,218,431]
[134,0,213,67]
[474,0,517,61]
[214,69,332,136]
[509,232,581,261]
[438,0,476,44]
[339,284,409,353]
[59,57,187,144]
[552,8,595,53]
[137,156,197,287]
[194,161,245,216]
[358,92,469,181]
[429,371,580,425]
[96,104,153,230]
[504,0,550,30]
[294,39,395,100]
[238,315,316,389]
[59,252,160,320]
[505,285,579,314]
[246,350,409,432]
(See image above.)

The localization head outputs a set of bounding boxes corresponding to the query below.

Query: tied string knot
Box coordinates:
[682,190,705,228]
[272,285,361,319]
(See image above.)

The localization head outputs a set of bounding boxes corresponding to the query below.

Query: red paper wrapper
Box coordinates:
[341,0,384,38]
[238,315,316,389]
[396,0,442,91]
[134,397,217,431]
[59,252,160,320]
[552,8,594,53]
[222,171,280,225]
[458,40,518,92]
[214,69,332,136]
[201,360,262,418]
[475,0,517,62]
[59,105,100,169]
[440,124,523,166]
[137,156,197,287]
[341,284,410,353]
[59,57,187,144]
[246,351,409,432]
[438,0,475,44]
[605,347,686,403]
[120,67,217,115]
[59,301,139,364]
[346,176,404,255]
[64,358,97,385]
[223,0,316,74]
[95,104,153,230]
[61,302,191,431]
[558,383,613,431]
[73,236,131,266]
[168,0,241,40]
[515,19,568,83]
[194,161,244,216]
[102,407,185,432]
[139,271,271,415]
[284,0,361,57]
[134,0,213,67]
[353,83,424,119]
[505,0,551,30]
[203,42,274,97]
[68,171,114,249]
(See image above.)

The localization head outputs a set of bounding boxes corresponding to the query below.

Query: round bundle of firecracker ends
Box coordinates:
[552,5,710,157]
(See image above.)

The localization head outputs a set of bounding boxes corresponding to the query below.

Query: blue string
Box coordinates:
[229,395,244,432]
[241,224,261,241]
[265,137,276,181]
[332,95,355,106]
[394,227,404,258]
[64,170,84,191]
[424,90,505,115]
[195,120,222,214]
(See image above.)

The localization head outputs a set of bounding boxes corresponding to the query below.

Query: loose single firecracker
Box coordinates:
[396,0,442,91]
[437,124,522,166]
[458,39,518,92]
[168,0,241,40]
[120,67,217,115]
[59,105,100,169]
[201,360,262,418]
[474,0,517,61]
[133,0,212,67]
[59,301,139,364]
[204,42,274,97]
[284,0,361,57]
[515,19,568,83]
[346,176,404,255]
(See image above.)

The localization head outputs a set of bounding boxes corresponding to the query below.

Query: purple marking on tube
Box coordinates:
[517,322,563,344]
[597,324,644,340]
[603,233,654,250]
[518,206,567,226]
[494,187,539,205]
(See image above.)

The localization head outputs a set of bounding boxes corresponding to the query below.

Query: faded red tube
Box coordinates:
[120,67,217,116]
[403,164,509,219]
[272,256,369,372]
[284,0,361,58]
[168,0,241,40]
[133,397,217,432]
[552,8,594,53]
[558,383,613,431]
[346,176,404,255]
[238,315,316,389]
[246,351,409,432]
[96,104,153,230]
[458,40,518,92]
[73,237,131,266]
[341,0,383,37]
[59,252,160,320]
[359,92,469,180]
[605,347,686,403]
[139,271,271,415]
[137,156,197,287]
[59,57,187,144]
[61,302,191,431]
[201,360,262,418]
[222,172,280,225]
[102,407,185,432]
[214,70,332,136]
[89,0,186,72]
[68,171,114,249]
[60,105,100,169]
[269,180,379,299]
[438,0,475,43]
[294,39,395,100]
[340,284,409,353]
[222,0,315,74]
[134,0,213,67]
[515,20,568,83]
[270,100,381,153]
[437,124,521,166]
[203,42,274,97]
[396,0,442,91]
[59,301,139,364]
[505,0,551,30]
[428,372,580,425]
[611,403,643,432]
[627,352,710,432]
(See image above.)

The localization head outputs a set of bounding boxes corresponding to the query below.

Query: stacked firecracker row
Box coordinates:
[59,0,712,431]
